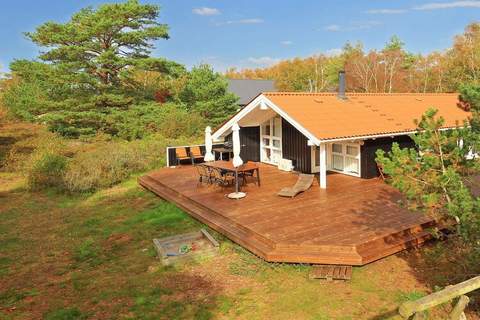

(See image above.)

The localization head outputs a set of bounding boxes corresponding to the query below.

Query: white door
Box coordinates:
[330,142,361,177]
[260,116,282,165]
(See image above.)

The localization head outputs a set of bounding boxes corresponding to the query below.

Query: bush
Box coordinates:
[13,126,195,192]
[108,102,205,140]
[24,135,68,190]
[63,135,192,193]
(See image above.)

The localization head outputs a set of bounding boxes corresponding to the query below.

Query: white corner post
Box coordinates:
[319,143,327,189]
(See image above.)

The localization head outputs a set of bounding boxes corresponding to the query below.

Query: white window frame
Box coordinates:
[328,142,361,177]
[260,116,282,165]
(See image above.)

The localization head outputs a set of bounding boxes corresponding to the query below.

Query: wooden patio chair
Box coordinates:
[211,167,235,188]
[189,146,204,164]
[277,174,314,198]
[239,161,256,185]
[175,147,191,165]
[195,164,213,185]
[377,162,388,181]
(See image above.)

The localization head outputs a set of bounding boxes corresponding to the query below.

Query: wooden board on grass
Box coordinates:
[309,265,352,281]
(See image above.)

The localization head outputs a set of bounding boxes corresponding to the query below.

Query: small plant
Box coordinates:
[44,307,86,320]
[73,239,100,265]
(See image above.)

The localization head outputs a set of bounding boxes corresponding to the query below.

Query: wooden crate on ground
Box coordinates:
[153,229,219,265]
[309,265,352,281]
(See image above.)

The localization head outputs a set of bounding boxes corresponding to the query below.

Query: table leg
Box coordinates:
[256,168,261,186]
[219,152,223,160]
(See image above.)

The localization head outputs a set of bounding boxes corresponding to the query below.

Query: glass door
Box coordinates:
[260,116,282,165]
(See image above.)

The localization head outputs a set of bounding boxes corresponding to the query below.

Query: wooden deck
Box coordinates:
[139,164,436,265]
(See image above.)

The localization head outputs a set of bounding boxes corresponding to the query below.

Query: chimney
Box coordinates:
[338,70,346,99]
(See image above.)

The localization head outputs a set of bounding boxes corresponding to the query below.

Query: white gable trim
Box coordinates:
[212,94,321,145]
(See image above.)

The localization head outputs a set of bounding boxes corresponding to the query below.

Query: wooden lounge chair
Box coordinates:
[175,147,191,165]
[277,174,314,198]
[189,146,204,164]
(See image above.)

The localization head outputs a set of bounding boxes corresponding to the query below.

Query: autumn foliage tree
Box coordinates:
[227,23,480,94]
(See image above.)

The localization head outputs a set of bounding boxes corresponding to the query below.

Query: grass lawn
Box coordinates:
[1,171,462,320]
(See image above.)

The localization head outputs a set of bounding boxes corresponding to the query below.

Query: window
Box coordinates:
[261,116,282,165]
[330,142,360,176]
[332,143,342,154]
[346,145,358,156]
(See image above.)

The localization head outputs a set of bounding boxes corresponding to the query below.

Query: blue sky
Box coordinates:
[0,0,479,72]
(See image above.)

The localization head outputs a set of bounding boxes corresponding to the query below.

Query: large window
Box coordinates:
[261,116,282,165]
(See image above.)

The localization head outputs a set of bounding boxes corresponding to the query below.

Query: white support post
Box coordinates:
[319,143,327,189]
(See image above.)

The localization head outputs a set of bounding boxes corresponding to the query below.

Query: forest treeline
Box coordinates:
[226,23,480,93]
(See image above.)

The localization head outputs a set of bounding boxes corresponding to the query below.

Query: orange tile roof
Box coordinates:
[263,92,470,141]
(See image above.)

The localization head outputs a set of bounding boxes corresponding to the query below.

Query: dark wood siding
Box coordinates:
[282,118,311,173]
[225,126,260,162]
[360,135,416,178]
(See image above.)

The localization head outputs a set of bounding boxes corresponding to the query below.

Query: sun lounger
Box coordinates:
[277,174,314,198]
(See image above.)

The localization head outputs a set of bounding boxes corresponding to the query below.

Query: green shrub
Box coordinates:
[27,152,67,189]
[24,135,68,190]
[63,135,192,193]
[108,102,206,140]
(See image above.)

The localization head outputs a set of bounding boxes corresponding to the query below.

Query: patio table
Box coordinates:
[203,160,260,187]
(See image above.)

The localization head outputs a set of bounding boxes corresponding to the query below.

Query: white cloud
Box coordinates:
[323,21,381,32]
[216,18,264,26]
[365,8,407,14]
[281,40,293,46]
[324,24,341,32]
[192,7,221,16]
[414,1,480,10]
[325,48,343,57]
[246,56,280,67]
[226,18,264,24]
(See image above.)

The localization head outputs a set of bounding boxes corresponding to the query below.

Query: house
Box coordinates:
[213,73,470,189]
[140,73,471,265]
[227,79,276,108]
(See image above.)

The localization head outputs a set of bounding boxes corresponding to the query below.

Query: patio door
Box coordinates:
[330,142,361,177]
[260,116,282,165]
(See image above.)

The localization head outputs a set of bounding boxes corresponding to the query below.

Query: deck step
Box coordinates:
[138,176,276,258]
[356,223,434,264]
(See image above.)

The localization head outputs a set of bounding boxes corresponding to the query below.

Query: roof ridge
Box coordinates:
[263,91,458,96]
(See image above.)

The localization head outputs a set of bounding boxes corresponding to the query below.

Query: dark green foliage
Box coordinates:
[179,64,239,127]
[25,0,169,90]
